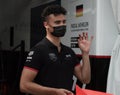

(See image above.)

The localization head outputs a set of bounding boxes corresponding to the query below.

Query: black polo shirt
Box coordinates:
[24,37,80,93]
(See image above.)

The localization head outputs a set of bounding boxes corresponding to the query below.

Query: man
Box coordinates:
[20,5,93,95]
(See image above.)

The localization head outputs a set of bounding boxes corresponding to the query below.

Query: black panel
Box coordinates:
[77,57,110,92]
[10,26,14,47]
[0,50,28,95]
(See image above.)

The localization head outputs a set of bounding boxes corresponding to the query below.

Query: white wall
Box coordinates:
[61,0,97,55]
[61,0,118,56]
[111,0,120,33]
[96,0,118,55]
[118,0,120,32]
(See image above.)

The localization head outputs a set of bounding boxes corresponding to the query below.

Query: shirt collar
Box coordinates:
[42,37,63,49]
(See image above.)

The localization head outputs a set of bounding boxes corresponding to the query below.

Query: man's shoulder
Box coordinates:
[30,41,46,51]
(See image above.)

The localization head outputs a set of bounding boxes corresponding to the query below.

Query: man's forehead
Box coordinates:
[47,14,66,21]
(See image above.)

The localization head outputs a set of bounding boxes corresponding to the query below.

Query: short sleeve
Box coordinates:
[24,47,43,71]
[71,49,81,67]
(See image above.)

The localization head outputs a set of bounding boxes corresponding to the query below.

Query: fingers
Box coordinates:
[63,89,74,95]
[67,93,74,95]
[79,32,88,40]
[78,32,93,42]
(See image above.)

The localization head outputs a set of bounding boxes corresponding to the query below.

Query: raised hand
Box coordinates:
[78,32,93,54]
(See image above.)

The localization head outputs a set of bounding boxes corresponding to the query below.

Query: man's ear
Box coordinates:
[43,22,48,29]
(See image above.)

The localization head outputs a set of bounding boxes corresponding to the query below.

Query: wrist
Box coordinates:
[49,88,58,95]
[81,51,89,55]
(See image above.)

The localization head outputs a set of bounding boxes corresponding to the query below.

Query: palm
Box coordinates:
[78,32,93,53]
[78,39,91,53]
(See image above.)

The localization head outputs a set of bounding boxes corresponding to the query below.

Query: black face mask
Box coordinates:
[51,25,66,37]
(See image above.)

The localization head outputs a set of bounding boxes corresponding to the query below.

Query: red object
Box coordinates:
[76,85,113,95]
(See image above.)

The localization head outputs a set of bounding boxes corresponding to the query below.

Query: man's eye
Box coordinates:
[63,20,66,24]
[55,21,61,24]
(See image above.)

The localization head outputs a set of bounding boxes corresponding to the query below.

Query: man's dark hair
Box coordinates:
[41,5,67,21]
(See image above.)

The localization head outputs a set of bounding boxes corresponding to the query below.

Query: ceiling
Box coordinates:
[0,0,49,23]
[0,0,31,20]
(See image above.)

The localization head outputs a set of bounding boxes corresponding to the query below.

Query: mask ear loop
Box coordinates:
[44,21,54,33]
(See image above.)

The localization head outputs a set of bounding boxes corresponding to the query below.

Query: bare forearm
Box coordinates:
[20,82,57,95]
[81,52,91,83]
[20,68,73,95]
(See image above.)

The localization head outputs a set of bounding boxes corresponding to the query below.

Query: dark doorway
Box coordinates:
[30,0,61,48]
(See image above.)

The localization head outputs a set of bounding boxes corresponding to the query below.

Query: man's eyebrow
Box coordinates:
[54,20,61,23]
[54,20,66,23]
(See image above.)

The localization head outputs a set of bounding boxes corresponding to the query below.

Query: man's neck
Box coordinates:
[46,35,61,48]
